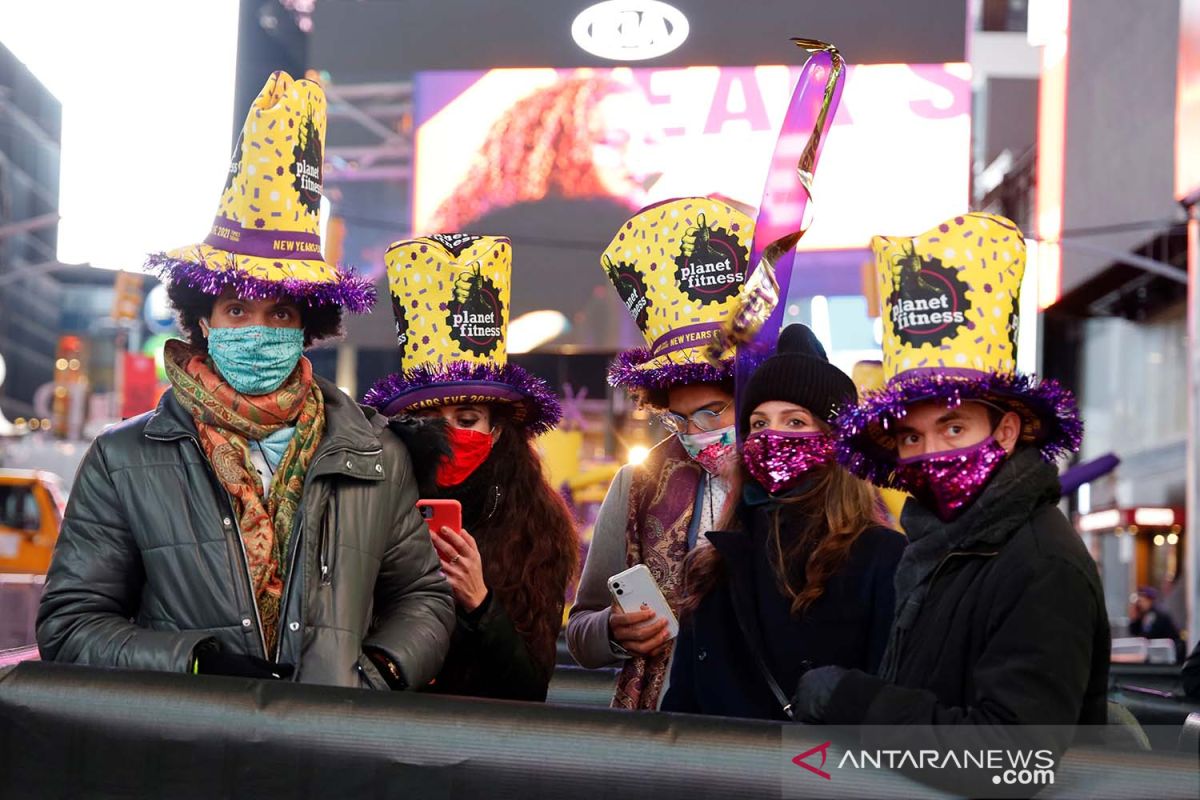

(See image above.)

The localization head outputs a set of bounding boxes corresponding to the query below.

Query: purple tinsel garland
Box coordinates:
[362,360,563,437]
[607,347,733,390]
[146,252,377,313]
[833,371,1084,487]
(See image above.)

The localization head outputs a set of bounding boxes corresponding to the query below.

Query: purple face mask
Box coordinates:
[892,436,1008,522]
[742,430,836,494]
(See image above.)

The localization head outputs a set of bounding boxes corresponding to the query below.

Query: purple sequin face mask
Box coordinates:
[742,430,836,494]
[892,436,1008,522]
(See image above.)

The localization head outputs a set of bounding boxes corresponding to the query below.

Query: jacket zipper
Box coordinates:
[271,448,337,661]
[273,509,305,663]
[319,494,336,587]
[927,549,1000,589]
[889,549,1001,672]
[274,448,379,660]
[151,430,381,661]
[174,434,270,658]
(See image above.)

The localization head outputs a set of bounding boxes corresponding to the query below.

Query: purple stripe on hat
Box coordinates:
[204,216,323,259]
[384,381,528,415]
[649,322,722,358]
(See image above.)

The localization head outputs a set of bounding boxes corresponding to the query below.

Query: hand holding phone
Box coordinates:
[608,564,679,656]
[416,499,462,534]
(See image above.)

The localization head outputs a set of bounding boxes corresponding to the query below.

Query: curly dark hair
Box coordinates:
[165,280,343,350]
[634,379,735,413]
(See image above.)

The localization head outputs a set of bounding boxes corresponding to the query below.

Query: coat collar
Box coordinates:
[144,376,384,481]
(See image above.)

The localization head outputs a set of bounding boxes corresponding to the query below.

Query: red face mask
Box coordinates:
[436,426,494,488]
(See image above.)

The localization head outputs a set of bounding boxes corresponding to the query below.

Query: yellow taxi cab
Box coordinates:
[0,469,66,575]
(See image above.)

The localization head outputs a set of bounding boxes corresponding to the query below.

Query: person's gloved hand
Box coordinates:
[192,641,294,680]
[364,647,408,690]
[793,665,846,723]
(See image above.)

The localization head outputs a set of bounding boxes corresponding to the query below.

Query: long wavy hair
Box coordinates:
[430,414,579,675]
[680,452,881,618]
[429,76,631,232]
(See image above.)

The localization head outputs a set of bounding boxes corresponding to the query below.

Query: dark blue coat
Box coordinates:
[661,499,905,721]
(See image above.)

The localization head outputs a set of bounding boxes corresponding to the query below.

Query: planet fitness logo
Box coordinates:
[887,243,970,348]
[292,107,323,215]
[604,255,652,329]
[224,133,243,193]
[430,233,482,257]
[391,295,410,348]
[447,263,504,357]
[674,213,746,305]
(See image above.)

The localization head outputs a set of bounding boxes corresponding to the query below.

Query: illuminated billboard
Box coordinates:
[414,64,971,252]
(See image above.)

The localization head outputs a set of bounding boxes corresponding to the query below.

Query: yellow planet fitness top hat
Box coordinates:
[835,213,1082,485]
[602,197,755,390]
[148,71,374,311]
[362,235,561,436]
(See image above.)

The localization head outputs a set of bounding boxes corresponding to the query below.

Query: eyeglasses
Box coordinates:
[658,401,733,435]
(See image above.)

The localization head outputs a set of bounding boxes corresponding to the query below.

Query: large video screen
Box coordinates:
[412,64,970,329]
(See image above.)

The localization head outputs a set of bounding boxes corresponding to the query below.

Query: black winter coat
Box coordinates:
[417,452,559,702]
[825,449,1110,733]
[37,380,455,689]
[662,489,906,721]
[426,590,552,701]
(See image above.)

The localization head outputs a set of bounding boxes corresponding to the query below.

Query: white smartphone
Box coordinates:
[608,564,679,639]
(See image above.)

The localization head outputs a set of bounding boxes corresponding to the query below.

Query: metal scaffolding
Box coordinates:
[323,81,413,184]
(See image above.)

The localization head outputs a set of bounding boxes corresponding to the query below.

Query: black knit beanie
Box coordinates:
[738,324,858,436]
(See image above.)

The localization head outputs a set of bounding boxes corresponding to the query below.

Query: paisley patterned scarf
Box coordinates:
[164,340,324,655]
[612,436,703,710]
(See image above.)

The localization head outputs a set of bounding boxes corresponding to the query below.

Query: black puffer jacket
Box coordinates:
[824,448,1110,731]
[37,379,455,690]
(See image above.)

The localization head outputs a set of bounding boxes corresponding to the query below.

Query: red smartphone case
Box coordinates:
[416,499,462,533]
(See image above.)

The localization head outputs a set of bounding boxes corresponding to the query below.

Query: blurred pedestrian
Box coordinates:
[1129,586,1183,644]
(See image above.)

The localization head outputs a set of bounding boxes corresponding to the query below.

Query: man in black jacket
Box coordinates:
[796,214,1108,746]
[38,72,454,688]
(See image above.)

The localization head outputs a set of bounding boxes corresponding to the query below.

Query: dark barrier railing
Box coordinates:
[1,662,1197,800]
[545,665,617,707]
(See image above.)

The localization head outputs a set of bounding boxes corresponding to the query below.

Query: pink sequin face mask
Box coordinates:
[892,437,1008,522]
[742,430,836,494]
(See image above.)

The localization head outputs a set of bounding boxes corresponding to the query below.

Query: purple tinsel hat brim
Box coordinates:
[362,361,562,437]
[833,370,1084,487]
[146,252,377,313]
[607,347,733,390]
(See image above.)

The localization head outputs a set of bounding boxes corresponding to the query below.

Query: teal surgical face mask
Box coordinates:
[206,325,304,396]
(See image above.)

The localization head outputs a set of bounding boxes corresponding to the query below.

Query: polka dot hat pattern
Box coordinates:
[872,212,1026,382]
[600,197,754,384]
[362,234,563,435]
[385,235,513,371]
[156,71,371,307]
[833,213,1082,485]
